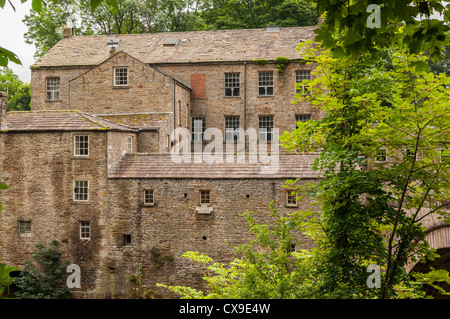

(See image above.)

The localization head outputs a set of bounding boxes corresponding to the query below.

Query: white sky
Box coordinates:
[0,1,35,83]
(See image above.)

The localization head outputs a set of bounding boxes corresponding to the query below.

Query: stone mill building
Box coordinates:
[0,25,322,298]
[1,24,448,298]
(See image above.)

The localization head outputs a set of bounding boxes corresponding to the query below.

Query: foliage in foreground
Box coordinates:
[14,240,71,299]
[281,40,450,298]
[158,203,322,299]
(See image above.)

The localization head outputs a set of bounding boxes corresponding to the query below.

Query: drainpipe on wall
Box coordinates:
[243,61,247,152]
[173,79,176,132]
[0,91,7,130]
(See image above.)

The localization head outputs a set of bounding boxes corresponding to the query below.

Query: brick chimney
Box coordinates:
[0,91,7,130]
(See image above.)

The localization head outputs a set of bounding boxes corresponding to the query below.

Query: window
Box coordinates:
[405,148,416,160]
[200,190,210,204]
[46,77,60,101]
[80,221,90,239]
[191,116,206,142]
[259,115,274,142]
[225,73,240,97]
[295,114,311,128]
[123,234,132,245]
[19,221,31,237]
[74,135,89,156]
[127,136,134,153]
[114,67,128,86]
[295,70,311,95]
[258,71,274,96]
[376,149,387,162]
[144,189,154,205]
[74,180,89,201]
[286,190,297,207]
[225,116,240,141]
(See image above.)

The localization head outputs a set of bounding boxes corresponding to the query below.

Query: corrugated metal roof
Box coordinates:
[32,26,317,68]
[2,110,137,132]
[109,153,320,179]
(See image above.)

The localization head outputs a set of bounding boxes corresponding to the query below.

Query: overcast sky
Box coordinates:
[0,1,35,83]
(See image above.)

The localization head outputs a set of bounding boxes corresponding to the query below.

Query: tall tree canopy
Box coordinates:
[21,0,319,59]
[313,0,450,62]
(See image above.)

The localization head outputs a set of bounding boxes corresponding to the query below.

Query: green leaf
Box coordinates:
[0,0,6,9]
[105,0,118,14]
[90,0,102,10]
[410,60,430,73]
[0,46,21,67]
[0,183,9,190]
[31,0,42,12]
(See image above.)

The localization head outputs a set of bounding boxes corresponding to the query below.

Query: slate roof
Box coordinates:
[96,112,172,130]
[2,110,137,132]
[109,153,320,179]
[32,26,317,68]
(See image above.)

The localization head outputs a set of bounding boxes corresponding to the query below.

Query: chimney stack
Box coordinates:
[63,25,74,38]
[0,91,8,130]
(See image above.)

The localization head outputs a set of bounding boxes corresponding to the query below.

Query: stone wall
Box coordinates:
[95,177,318,298]
[31,67,91,110]
[0,130,109,292]
[156,61,321,154]
[68,51,191,115]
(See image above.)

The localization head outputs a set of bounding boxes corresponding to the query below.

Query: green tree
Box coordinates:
[312,0,450,62]
[281,40,450,298]
[7,83,31,111]
[0,67,22,97]
[0,263,19,298]
[158,202,321,298]
[23,0,79,59]
[14,240,71,299]
[200,0,318,30]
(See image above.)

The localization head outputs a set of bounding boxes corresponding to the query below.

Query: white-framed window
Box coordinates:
[127,136,134,153]
[286,190,298,207]
[144,189,154,205]
[18,220,32,237]
[259,115,274,142]
[295,114,311,128]
[225,115,240,142]
[74,135,89,157]
[225,73,240,97]
[295,70,311,95]
[258,71,274,96]
[46,77,60,101]
[74,180,89,201]
[80,221,90,239]
[114,67,129,86]
[376,149,387,162]
[200,190,210,204]
[191,116,206,142]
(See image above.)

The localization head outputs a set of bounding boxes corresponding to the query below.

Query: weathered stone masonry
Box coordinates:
[0,26,325,298]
